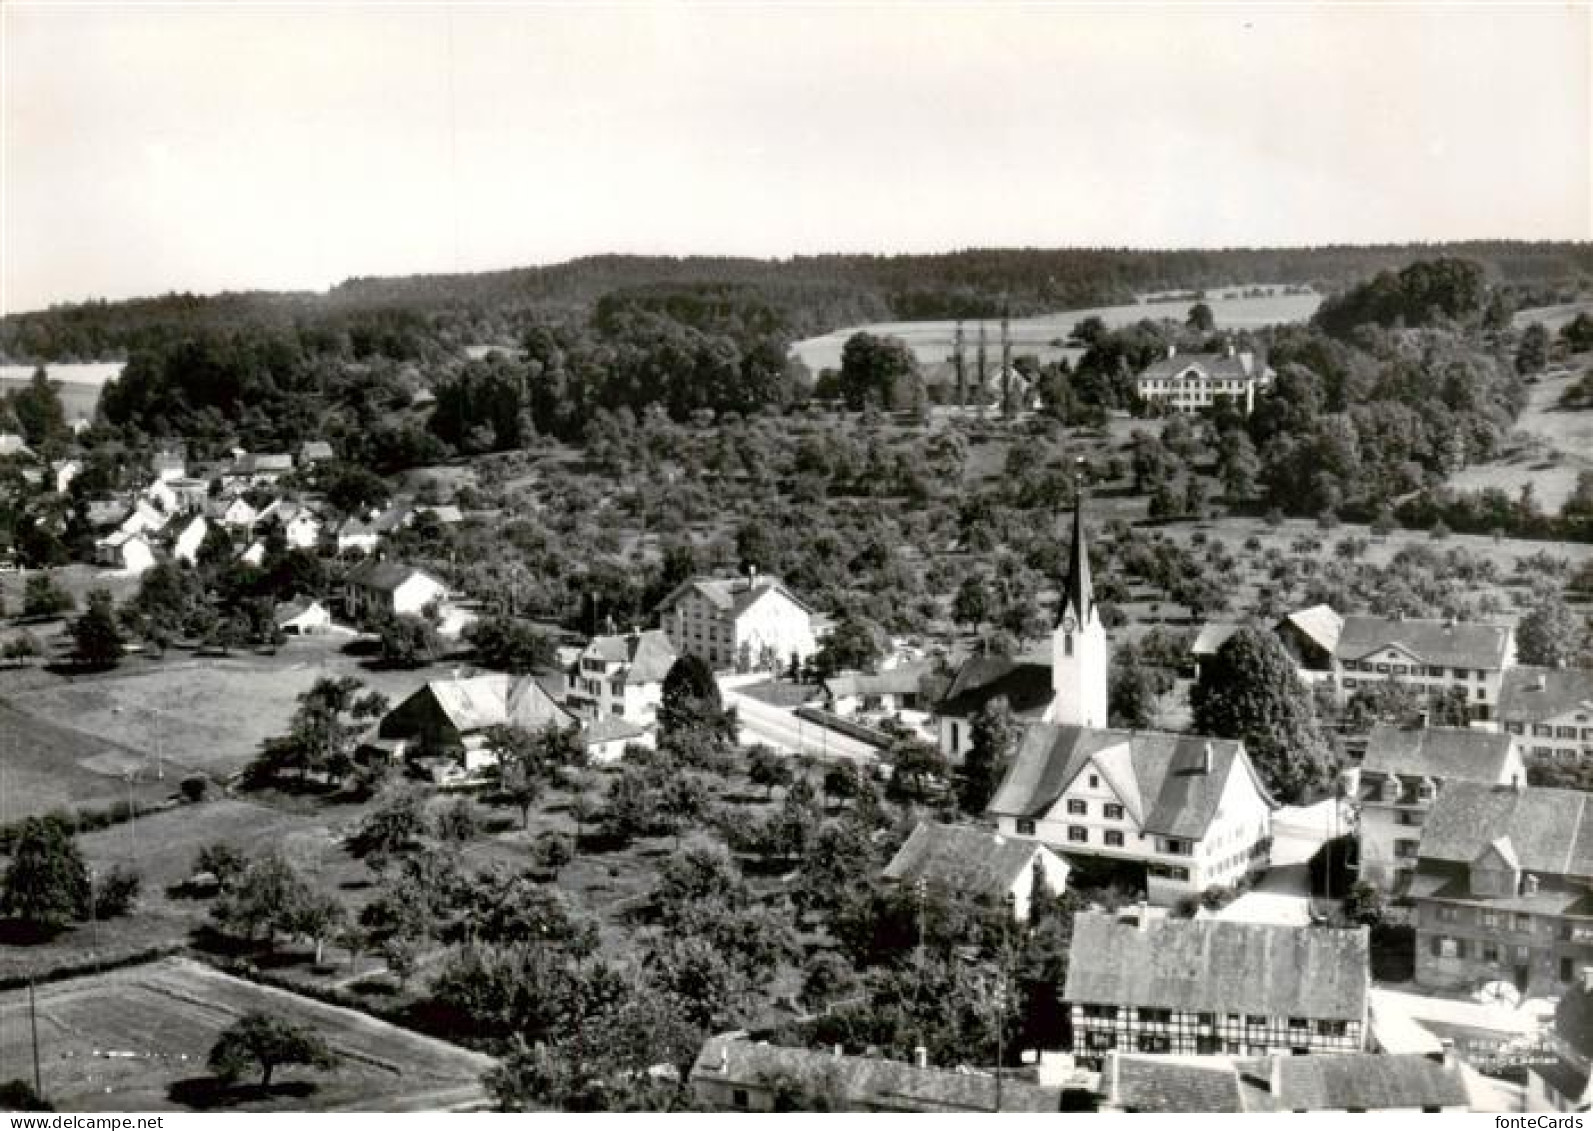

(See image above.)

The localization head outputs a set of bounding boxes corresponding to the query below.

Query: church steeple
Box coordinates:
[1048,472,1108,729]
[1060,486,1093,625]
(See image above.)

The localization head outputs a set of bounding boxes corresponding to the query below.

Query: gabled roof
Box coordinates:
[582,629,677,684]
[824,661,931,700]
[657,574,814,619]
[346,558,447,594]
[882,821,1064,902]
[1059,497,1093,625]
[689,1038,1062,1113]
[1280,604,1343,655]
[1258,1053,1470,1112]
[231,452,294,474]
[1063,913,1370,1022]
[274,597,328,624]
[582,716,647,746]
[418,673,575,735]
[0,434,35,458]
[1419,782,1593,880]
[298,441,335,461]
[1191,623,1240,657]
[937,657,1054,719]
[1361,724,1518,783]
[1335,615,1512,670]
[1499,666,1593,726]
[987,724,1273,840]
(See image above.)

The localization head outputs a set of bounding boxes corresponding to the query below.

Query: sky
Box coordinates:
[3,2,1590,313]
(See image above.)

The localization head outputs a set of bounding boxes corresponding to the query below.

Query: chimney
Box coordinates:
[718,1045,729,1074]
[1226,341,1236,359]
[1427,1038,1455,1067]
[1166,345,1177,360]
[1269,1054,1284,1098]
[833,1044,844,1060]
[747,564,759,592]
[913,1045,928,1069]
[1201,742,1214,774]
[1580,966,1593,994]
[1535,671,1548,692]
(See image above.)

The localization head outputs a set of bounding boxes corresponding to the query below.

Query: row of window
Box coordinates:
[1084,1034,1308,1058]
[1077,1006,1348,1036]
[1065,798,1126,820]
[1434,905,1535,932]
[1343,677,1487,700]
[1343,661,1489,679]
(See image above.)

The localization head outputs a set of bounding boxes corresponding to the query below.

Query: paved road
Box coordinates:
[724,688,880,765]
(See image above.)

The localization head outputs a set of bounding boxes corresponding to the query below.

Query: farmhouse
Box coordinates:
[226,451,294,484]
[1190,604,1340,683]
[882,821,1070,921]
[657,572,818,673]
[1409,780,1593,994]
[213,494,259,531]
[688,1037,1064,1113]
[344,559,449,621]
[581,714,651,763]
[565,628,675,726]
[823,661,933,717]
[171,514,211,566]
[94,530,156,575]
[254,499,323,550]
[935,655,1054,759]
[987,725,1275,903]
[1497,666,1593,764]
[1333,614,1515,722]
[1063,913,1370,1067]
[1354,724,1526,888]
[1098,1051,1470,1113]
[377,672,577,770]
[1133,345,1269,414]
[275,598,332,636]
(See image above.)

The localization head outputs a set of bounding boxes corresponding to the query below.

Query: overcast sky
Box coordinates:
[3,2,1589,312]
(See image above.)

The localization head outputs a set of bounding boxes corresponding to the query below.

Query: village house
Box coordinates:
[1333,614,1516,722]
[1191,605,1342,684]
[172,514,211,566]
[987,726,1276,904]
[94,530,156,575]
[1410,780,1593,994]
[1098,1051,1471,1113]
[934,653,1054,759]
[0,433,35,459]
[823,661,933,719]
[225,451,294,486]
[344,559,450,622]
[297,440,335,466]
[882,821,1070,922]
[1529,972,1593,1112]
[1133,344,1270,415]
[1063,913,1370,1067]
[274,598,332,636]
[580,714,652,763]
[1496,666,1593,765]
[688,1038,1065,1113]
[1354,723,1526,889]
[213,494,259,531]
[657,572,818,673]
[375,672,577,771]
[565,628,676,726]
[253,498,322,550]
[334,503,414,555]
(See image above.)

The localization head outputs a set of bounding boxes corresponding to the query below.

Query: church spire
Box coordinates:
[1061,471,1093,625]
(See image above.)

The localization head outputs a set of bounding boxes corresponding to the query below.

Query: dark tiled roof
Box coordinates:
[1499,666,1593,726]
[346,558,446,593]
[689,1038,1061,1112]
[1268,1053,1469,1111]
[1534,1056,1591,1108]
[1336,615,1512,670]
[986,724,1270,840]
[1106,1055,1245,1113]
[583,630,677,684]
[1063,913,1370,1022]
[658,575,814,618]
[824,662,931,700]
[1361,724,1518,783]
[1136,351,1256,382]
[1418,782,1593,879]
[937,657,1054,718]
[1060,499,1093,625]
[882,821,1063,902]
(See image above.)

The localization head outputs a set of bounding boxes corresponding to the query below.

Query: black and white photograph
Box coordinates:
[1,0,1591,1116]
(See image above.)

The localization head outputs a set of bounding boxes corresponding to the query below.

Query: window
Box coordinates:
[732,1089,749,1110]
[1564,957,1575,983]
[1089,774,1099,788]
[1196,1036,1220,1054]
[1087,1033,1117,1051]
[1064,634,1074,657]
[1516,913,1532,933]
[1288,1017,1307,1030]
[1197,1013,1216,1027]
[1316,1020,1347,1037]
[1068,827,1088,844]
[1517,945,1532,963]
[1436,905,1460,923]
[1395,839,1419,859]
[1017,819,1036,836]
[1455,939,1470,959]
[1104,803,1125,821]
[1136,1034,1171,1053]
[1246,1015,1268,1028]
[1067,799,1087,816]
[1138,1008,1172,1023]
[1105,831,1125,848]
[1082,1004,1118,1020]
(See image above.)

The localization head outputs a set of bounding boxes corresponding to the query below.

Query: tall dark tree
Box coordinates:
[960,696,1017,814]
[838,332,917,411]
[657,654,737,746]
[1517,594,1582,669]
[1190,624,1335,803]
[70,588,124,668]
[208,1012,338,1090]
[1,815,90,931]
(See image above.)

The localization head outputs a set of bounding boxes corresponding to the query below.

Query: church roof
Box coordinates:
[1060,495,1093,625]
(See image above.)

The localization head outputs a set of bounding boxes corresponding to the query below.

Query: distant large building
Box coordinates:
[1333,614,1516,722]
[1134,345,1270,415]
[1063,913,1370,1067]
[376,673,576,769]
[881,821,1071,922]
[1410,780,1593,993]
[565,628,676,726]
[1355,724,1526,888]
[656,573,818,673]
[1497,666,1593,765]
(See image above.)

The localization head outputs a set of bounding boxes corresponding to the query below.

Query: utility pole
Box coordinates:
[975,323,988,418]
[1000,302,1012,419]
[28,978,42,1100]
[994,890,1014,1113]
[953,320,966,410]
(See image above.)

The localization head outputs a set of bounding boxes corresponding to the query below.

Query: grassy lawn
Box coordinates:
[1449,367,1593,513]
[0,957,493,1112]
[0,700,172,824]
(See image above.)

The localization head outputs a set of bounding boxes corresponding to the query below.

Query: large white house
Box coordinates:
[1333,614,1515,722]
[1497,666,1593,765]
[1134,345,1270,414]
[344,559,450,621]
[657,573,818,673]
[565,628,676,726]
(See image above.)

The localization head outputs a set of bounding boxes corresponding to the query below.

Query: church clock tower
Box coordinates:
[1048,488,1108,727]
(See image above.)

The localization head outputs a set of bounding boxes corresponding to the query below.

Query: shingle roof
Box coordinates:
[658,575,814,618]
[824,662,931,701]
[1281,604,1343,655]
[582,630,677,684]
[582,716,647,745]
[1336,615,1512,670]
[1419,782,1593,879]
[1063,913,1370,1022]
[421,673,575,734]
[298,441,335,461]
[882,821,1063,902]
[1191,623,1240,656]
[937,657,1054,719]
[689,1038,1062,1112]
[1265,1053,1470,1111]
[1361,724,1519,783]
[1499,666,1593,726]
[346,558,446,594]
[1136,351,1256,383]
[987,724,1271,840]
[1105,1055,1246,1113]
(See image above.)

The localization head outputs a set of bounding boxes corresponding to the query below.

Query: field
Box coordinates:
[0,700,172,825]
[0,362,119,427]
[1513,301,1593,333]
[1448,368,1593,514]
[791,288,1323,372]
[0,957,494,1111]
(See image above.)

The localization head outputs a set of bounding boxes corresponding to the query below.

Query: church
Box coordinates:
[940,496,1280,905]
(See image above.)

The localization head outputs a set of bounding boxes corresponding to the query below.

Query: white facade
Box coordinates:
[1047,600,1107,727]
[662,578,817,673]
[172,515,209,565]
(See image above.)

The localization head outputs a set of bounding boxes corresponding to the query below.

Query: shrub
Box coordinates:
[180,776,210,803]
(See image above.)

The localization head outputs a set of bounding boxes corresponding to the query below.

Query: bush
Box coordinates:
[94,866,142,919]
[181,776,210,803]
